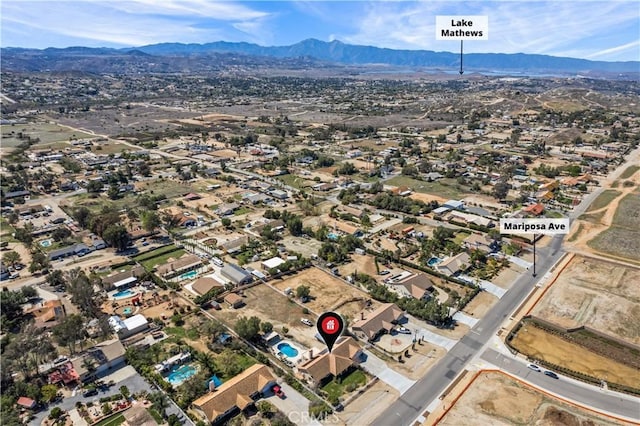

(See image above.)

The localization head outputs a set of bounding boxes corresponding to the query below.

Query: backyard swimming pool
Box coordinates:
[39,239,52,248]
[165,364,197,385]
[427,257,443,267]
[112,289,136,299]
[277,342,299,358]
[327,232,339,241]
[122,307,133,315]
[179,270,198,280]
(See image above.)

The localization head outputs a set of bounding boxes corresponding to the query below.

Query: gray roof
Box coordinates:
[221,263,252,285]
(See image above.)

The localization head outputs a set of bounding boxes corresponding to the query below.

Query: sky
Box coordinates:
[1,1,639,62]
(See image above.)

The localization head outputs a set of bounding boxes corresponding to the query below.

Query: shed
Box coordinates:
[224,293,244,309]
[221,263,253,286]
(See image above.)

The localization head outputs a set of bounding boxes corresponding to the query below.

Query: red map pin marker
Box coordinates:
[317,312,344,353]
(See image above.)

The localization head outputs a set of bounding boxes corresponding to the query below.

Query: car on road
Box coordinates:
[301,318,313,327]
[544,370,559,379]
[82,389,98,398]
[527,363,541,372]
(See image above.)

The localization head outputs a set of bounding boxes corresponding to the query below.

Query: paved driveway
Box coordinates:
[458,274,507,298]
[359,350,415,394]
[263,382,321,425]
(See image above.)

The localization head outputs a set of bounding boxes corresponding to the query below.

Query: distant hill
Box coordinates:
[2,39,638,74]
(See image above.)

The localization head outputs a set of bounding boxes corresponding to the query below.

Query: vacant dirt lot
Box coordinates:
[271,267,377,322]
[532,255,640,344]
[510,325,639,389]
[439,371,628,426]
[462,291,498,318]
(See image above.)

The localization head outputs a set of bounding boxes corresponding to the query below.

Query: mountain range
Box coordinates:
[2,39,639,75]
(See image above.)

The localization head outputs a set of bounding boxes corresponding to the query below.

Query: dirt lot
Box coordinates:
[510,325,639,389]
[339,254,380,278]
[492,263,526,288]
[531,255,640,345]
[337,380,398,426]
[439,371,628,426]
[462,291,498,318]
[270,267,377,323]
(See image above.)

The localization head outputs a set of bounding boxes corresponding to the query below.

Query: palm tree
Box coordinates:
[148,392,169,419]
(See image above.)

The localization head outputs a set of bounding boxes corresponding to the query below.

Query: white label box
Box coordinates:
[499,218,570,235]
[436,15,489,40]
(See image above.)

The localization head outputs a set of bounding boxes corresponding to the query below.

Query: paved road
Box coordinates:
[481,349,640,422]
[372,234,566,426]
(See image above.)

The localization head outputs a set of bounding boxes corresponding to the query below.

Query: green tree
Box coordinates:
[72,206,92,228]
[52,315,85,354]
[234,316,261,340]
[49,407,63,421]
[260,321,273,334]
[46,269,66,289]
[103,224,130,251]
[296,285,311,300]
[120,385,130,399]
[29,251,50,274]
[2,251,20,267]
[41,384,59,403]
[51,227,72,242]
[141,211,161,233]
[86,180,103,194]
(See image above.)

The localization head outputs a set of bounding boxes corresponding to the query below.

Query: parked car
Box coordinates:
[527,363,541,372]
[272,385,285,399]
[396,326,412,335]
[544,370,559,379]
[379,270,390,275]
[301,318,313,327]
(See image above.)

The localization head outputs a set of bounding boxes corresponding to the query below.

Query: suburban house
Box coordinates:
[261,257,286,272]
[102,265,146,290]
[174,214,197,228]
[191,277,225,297]
[24,300,66,328]
[395,274,435,300]
[351,303,405,341]
[191,364,276,425]
[155,254,202,279]
[216,203,240,216]
[224,293,244,309]
[522,203,545,217]
[219,235,249,254]
[48,243,92,261]
[220,263,253,286]
[70,339,126,383]
[462,233,496,253]
[436,252,471,276]
[122,405,159,426]
[297,336,362,388]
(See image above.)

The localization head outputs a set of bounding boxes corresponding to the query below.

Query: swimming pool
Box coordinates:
[113,289,136,299]
[277,342,299,358]
[427,257,442,267]
[123,307,133,315]
[179,270,198,280]
[39,239,52,248]
[207,375,223,388]
[327,232,339,241]
[165,364,197,385]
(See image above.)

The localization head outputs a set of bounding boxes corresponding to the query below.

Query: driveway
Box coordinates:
[451,310,479,327]
[458,274,507,298]
[263,382,321,425]
[359,350,415,395]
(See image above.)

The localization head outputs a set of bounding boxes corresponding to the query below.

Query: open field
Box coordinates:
[586,189,621,212]
[462,291,497,318]
[1,122,94,147]
[386,176,469,200]
[619,165,640,180]
[270,267,376,322]
[531,255,640,344]
[510,325,639,389]
[439,371,628,426]
[588,190,640,261]
[136,179,195,199]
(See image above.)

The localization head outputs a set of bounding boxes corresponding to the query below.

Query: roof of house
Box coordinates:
[103,265,146,286]
[463,233,493,248]
[224,293,244,306]
[73,339,126,377]
[437,252,471,275]
[351,303,404,340]
[398,274,434,299]
[26,300,64,323]
[192,277,225,296]
[17,397,36,408]
[191,364,275,422]
[156,254,202,276]
[122,314,148,331]
[262,257,286,270]
[122,405,159,426]
[220,235,249,253]
[326,219,359,235]
[297,337,361,384]
[523,203,545,216]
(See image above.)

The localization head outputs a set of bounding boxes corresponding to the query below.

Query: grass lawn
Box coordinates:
[164,327,199,340]
[135,246,185,271]
[386,176,468,199]
[453,231,471,244]
[148,408,164,424]
[137,179,195,199]
[277,174,314,190]
[321,369,367,401]
[1,122,93,147]
[619,165,640,180]
[234,206,252,216]
[586,190,621,212]
[94,414,125,426]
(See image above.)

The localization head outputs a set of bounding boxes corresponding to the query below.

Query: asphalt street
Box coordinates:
[481,349,640,422]
[372,235,566,426]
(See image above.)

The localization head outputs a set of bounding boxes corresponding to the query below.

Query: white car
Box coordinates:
[527,363,541,372]
[396,326,412,334]
[301,318,313,327]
